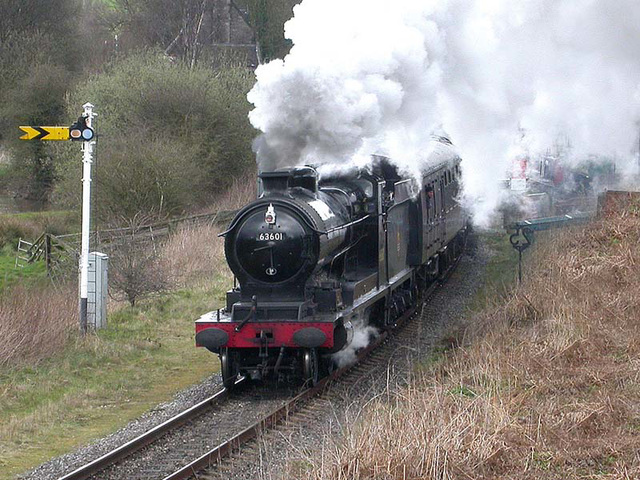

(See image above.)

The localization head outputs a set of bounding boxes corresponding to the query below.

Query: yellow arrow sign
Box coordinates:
[19,126,70,141]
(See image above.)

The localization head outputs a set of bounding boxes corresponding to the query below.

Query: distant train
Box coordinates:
[195,137,469,388]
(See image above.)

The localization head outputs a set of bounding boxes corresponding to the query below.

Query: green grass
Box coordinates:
[0,209,79,291]
[0,248,48,293]
[0,283,227,479]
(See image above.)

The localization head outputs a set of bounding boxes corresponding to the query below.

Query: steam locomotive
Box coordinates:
[195,138,468,388]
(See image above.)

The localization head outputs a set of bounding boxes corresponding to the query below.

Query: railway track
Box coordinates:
[57,250,463,480]
[57,383,242,480]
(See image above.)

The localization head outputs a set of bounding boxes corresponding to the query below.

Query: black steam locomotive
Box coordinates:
[195,138,468,388]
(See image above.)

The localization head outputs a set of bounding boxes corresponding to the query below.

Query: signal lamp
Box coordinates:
[69,115,95,142]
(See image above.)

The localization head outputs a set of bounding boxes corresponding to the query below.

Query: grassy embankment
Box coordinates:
[289,207,640,479]
[0,283,227,479]
[0,202,246,478]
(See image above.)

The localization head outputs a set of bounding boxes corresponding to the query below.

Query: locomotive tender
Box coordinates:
[195,137,468,388]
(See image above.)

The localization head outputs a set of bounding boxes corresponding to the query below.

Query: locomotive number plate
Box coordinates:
[256,232,286,241]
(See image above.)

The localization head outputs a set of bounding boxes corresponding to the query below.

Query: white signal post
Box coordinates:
[79,103,96,333]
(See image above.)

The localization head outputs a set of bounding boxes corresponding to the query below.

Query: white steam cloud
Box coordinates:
[332,316,379,369]
[248,0,640,226]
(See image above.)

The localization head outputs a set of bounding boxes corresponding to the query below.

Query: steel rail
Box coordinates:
[57,378,246,480]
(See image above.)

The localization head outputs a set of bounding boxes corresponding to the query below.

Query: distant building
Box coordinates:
[208,0,259,67]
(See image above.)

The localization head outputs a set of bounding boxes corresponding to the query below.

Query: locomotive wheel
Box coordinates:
[302,348,319,386]
[220,349,238,390]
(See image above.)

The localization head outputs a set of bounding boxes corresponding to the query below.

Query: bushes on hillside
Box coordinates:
[54,52,257,220]
[0,0,81,199]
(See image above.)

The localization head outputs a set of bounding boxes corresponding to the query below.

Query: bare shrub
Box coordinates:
[287,210,640,479]
[107,215,173,307]
[0,284,77,366]
[109,242,171,307]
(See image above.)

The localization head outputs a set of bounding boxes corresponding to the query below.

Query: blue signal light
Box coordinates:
[82,128,94,140]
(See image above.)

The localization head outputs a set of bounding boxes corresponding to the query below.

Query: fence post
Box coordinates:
[45,234,52,276]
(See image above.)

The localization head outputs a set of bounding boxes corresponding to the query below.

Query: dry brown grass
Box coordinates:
[0,284,77,367]
[213,172,258,211]
[158,172,253,288]
[161,223,231,288]
[291,210,640,480]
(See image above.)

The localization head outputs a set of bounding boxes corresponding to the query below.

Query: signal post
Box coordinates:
[79,103,97,333]
[20,103,97,333]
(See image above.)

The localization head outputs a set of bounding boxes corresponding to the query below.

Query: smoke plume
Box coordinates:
[248,0,640,226]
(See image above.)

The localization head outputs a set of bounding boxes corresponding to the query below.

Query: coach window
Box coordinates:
[425,184,433,221]
[432,183,437,221]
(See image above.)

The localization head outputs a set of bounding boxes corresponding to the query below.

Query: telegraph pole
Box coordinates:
[79,103,97,333]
